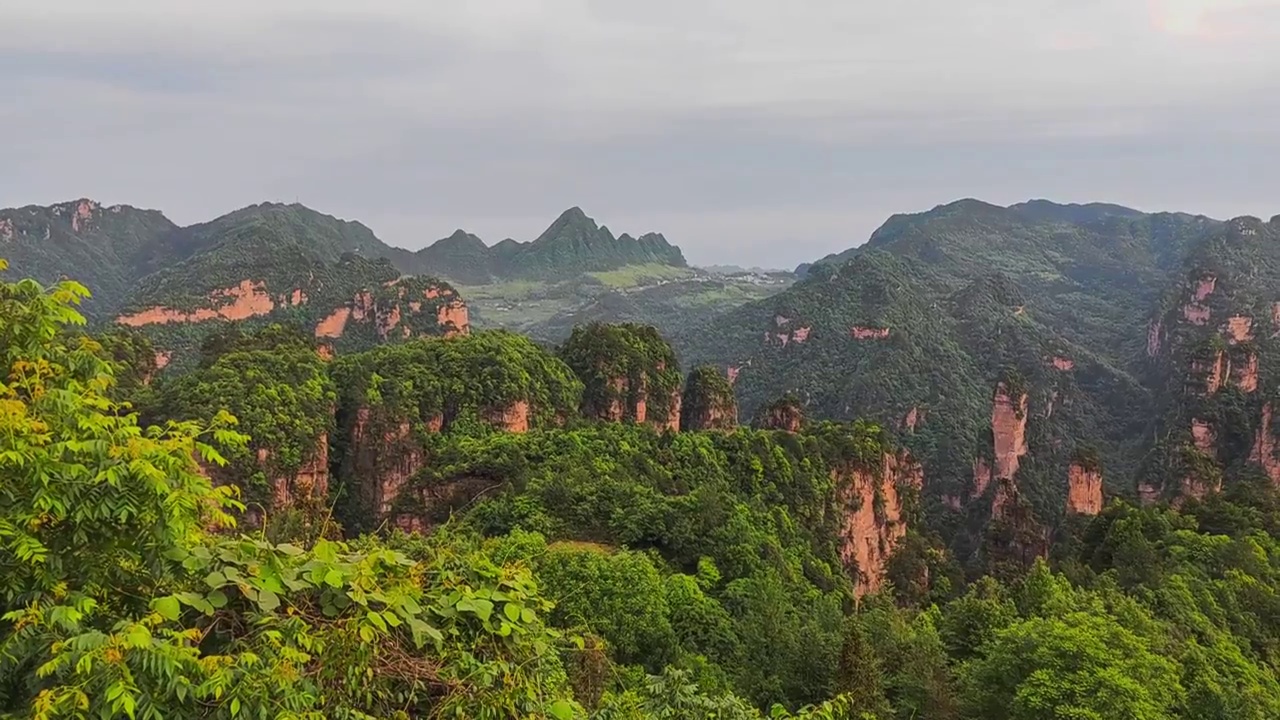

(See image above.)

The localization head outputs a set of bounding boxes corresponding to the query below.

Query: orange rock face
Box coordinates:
[1194,274,1217,302]
[850,326,891,340]
[1250,403,1280,485]
[1180,473,1222,503]
[268,434,331,510]
[1051,356,1074,371]
[727,365,741,385]
[154,350,172,370]
[437,299,470,337]
[792,326,811,343]
[1191,419,1215,453]
[991,384,1029,480]
[1235,353,1260,393]
[1192,351,1229,394]
[1183,303,1211,325]
[484,401,530,433]
[1272,303,1280,334]
[838,451,921,597]
[116,280,276,326]
[0,217,13,242]
[1066,463,1103,515]
[991,477,1018,520]
[314,307,352,338]
[1225,315,1254,344]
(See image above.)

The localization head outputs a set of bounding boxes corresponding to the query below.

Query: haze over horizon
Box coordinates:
[3,0,1278,267]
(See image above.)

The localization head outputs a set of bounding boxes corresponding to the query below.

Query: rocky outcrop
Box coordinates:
[315,307,352,338]
[1235,353,1260,393]
[680,366,738,432]
[1183,303,1211,325]
[1051,356,1074,371]
[991,384,1028,480]
[1225,316,1254,344]
[972,457,993,498]
[117,280,277,326]
[154,351,172,370]
[1191,419,1215,453]
[1147,320,1163,357]
[850,326,891,340]
[1191,351,1229,394]
[349,408,430,525]
[903,406,922,432]
[1066,462,1103,515]
[1250,403,1280,485]
[1194,274,1217,302]
[437,299,470,337]
[261,435,331,510]
[70,199,98,233]
[484,401,530,433]
[837,451,922,597]
[0,217,14,242]
[755,395,803,432]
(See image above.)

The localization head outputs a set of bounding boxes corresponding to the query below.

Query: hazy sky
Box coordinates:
[3,1,1278,267]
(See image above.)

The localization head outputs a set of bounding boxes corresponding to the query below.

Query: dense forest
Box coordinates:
[6,252,1280,719]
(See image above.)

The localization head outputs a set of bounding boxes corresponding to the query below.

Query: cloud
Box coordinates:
[1,0,1278,266]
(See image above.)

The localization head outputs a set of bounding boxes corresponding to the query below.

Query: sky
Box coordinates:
[3,0,1279,268]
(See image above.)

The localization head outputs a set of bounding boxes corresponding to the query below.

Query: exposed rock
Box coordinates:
[265,434,331,510]
[727,365,741,385]
[351,291,375,321]
[117,280,275,326]
[484,400,530,433]
[289,288,307,306]
[991,384,1029,480]
[1183,303,1211,325]
[1051,356,1074,371]
[1225,315,1254,344]
[1250,403,1280,485]
[1194,274,1217,302]
[1192,351,1229,394]
[991,477,1018,520]
[1191,419,1215,453]
[1273,303,1280,334]
[903,406,922,432]
[774,314,791,327]
[791,326,811,343]
[1235,353,1260,393]
[756,395,804,432]
[850,326,891,340]
[943,495,963,511]
[1147,319,1162,357]
[972,456,993,498]
[0,218,13,242]
[680,366,738,432]
[1180,473,1222,503]
[349,407,429,525]
[314,307,352,338]
[1066,463,1103,515]
[154,350,172,370]
[70,199,98,233]
[837,451,922,597]
[437,299,470,337]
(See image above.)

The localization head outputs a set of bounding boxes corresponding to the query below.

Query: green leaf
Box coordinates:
[153,595,181,621]
[230,698,241,717]
[548,699,576,720]
[256,589,280,612]
[207,589,228,609]
[504,603,521,622]
[204,570,227,588]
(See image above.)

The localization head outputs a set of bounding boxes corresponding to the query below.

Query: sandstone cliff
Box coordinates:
[837,451,922,597]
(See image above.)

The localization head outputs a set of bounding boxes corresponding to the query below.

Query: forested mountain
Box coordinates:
[400,207,687,284]
[675,200,1257,558]
[6,196,1280,718]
